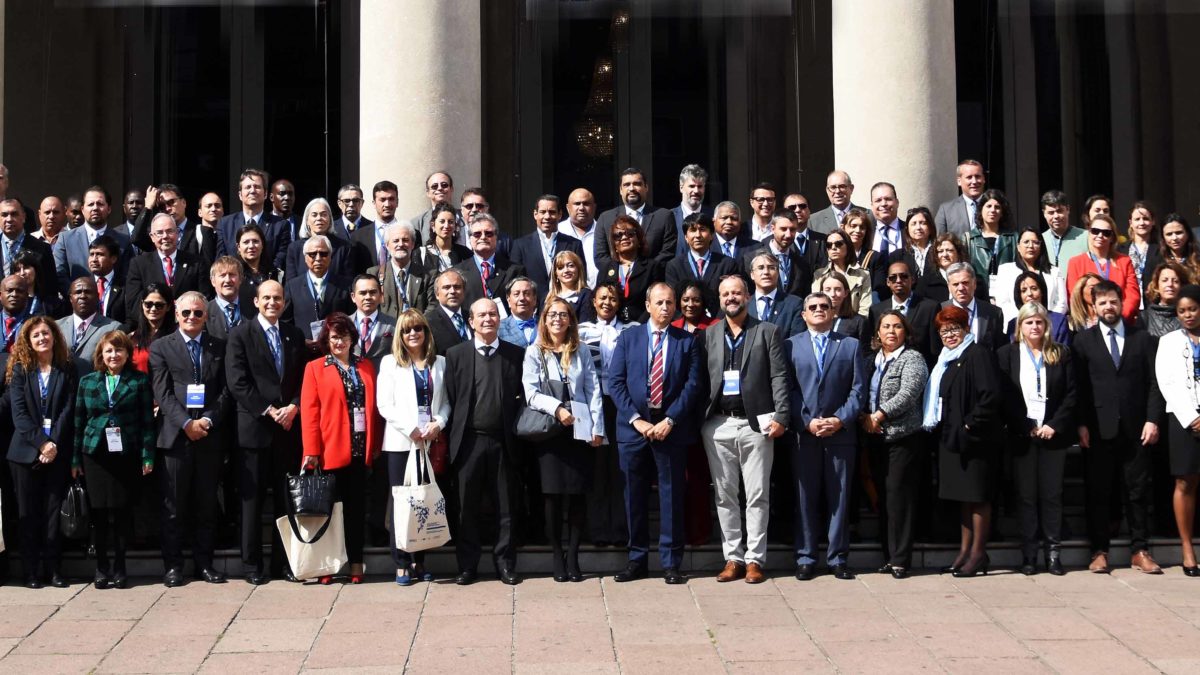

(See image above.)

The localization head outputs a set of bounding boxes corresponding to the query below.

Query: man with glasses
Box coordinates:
[281,234,351,339]
[665,212,738,319]
[786,292,865,581]
[739,210,813,300]
[125,213,210,318]
[352,180,401,275]
[453,214,525,317]
[423,269,471,356]
[810,170,864,235]
[746,182,777,242]
[782,193,827,269]
[867,260,940,364]
[368,221,428,316]
[558,188,600,286]
[459,188,510,256]
[411,171,462,245]
[216,169,289,273]
[349,274,394,371]
[670,164,710,256]
[942,262,1004,352]
[935,160,987,238]
[333,184,371,240]
[135,184,215,271]
[54,185,134,295]
[594,167,677,269]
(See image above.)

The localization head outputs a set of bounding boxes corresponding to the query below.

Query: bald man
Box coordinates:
[557,188,599,286]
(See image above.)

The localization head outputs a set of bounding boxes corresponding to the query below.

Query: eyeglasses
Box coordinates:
[545,311,570,320]
[179,309,205,318]
[825,240,846,249]
[827,184,850,192]
[461,202,487,210]
[338,198,363,205]
[428,182,451,190]
[305,251,330,259]
[142,301,167,310]
[401,326,425,335]
[887,273,911,282]
[470,230,497,239]
[786,203,810,210]
[151,230,178,239]
[750,197,776,204]
[806,303,831,312]
[1089,228,1114,238]
[612,231,635,240]
[939,326,965,337]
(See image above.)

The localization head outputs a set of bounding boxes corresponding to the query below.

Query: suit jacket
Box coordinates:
[300,357,381,470]
[57,314,121,377]
[596,258,665,325]
[712,229,757,262]
[133,215,217,272]
[8,363,75,464]
[377,355,450,454]
[809,203,866,235]
[368,259,430,317]
[935,196,975,238]
[665,250,739,319]
[669,205,713,257]
[125,250,212,319]
[748,291,805,339]
[53,225,133,296]
[443,339,525,461]
[350,221,390,275]
[867,295,940,364]
[204,297,257,342]
[72,369,155,465]
[332,216,373,242]
[703,317,790,432]
[785,331,865,444]
[608,323,705,447]
[996,343,1077,447]
[738,243,814,300]
[352,311,396,372]
[940,299,1006,353]
[452,255,526,315]
[281,273,353,339]
[498,314,536,350]
[594,205,678,269]
[216,212,289,272]
[1071,323,1164,441]
[888,247,945,303]
[508,231,585,306]
[936,342,1003,454]
[425,305,470,356]
[149,331,229,449]
[283,234,356,282]
[224,318,307,448]
[98,278,129,328]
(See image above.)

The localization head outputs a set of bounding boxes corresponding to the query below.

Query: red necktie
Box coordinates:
[3,317,14,352]
[481,261,492,298]
[649,331,665,408]
[96,277,107,313]
[696,258,705,277]
[360,317,372,352]
[164,256,175,285]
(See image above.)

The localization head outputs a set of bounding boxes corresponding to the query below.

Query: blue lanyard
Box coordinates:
[649,330,666,364]
[1024,344,1044,396]
[724,331,745,370]
[1049,234,1064,267]
[413,365,431,405]
[1188,331,1200,381]
[1088,252,1111,280]
[687,252,709,279]
[38,370,51,417]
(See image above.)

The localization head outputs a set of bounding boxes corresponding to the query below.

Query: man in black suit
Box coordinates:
[281,234,352,340]
[1072,279,1165,574]
[224,280,307,584]
[453,214,526,316]
[133,184,216,272]
[126,213,212,319]
[594,167,678,269]
[739,211,814,301]
[88,236,126,327]
[351,180,400,275]
[368,222,428,316]
[216,169,289,272]
[424,269,471,356]
[782,193,828,271]
[712,201,755,261]
[206,256,256,341]
[0,198,56,294]
[150,291,230,587]
[665,212,738,318]
[333,183,371,240]
[270,179,301,242]
[669,164,710,257]
[867,260,939,363]
[0,164,39,234]
[942,263,1004,353]
[509,195,584,307]
[444,297,525,585]
[283,200,355,281]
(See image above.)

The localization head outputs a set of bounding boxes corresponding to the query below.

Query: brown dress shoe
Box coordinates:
[1131,550,1163,574]
[716,561,745,582]
[744,562,766,584]
[1088,552,1109,573]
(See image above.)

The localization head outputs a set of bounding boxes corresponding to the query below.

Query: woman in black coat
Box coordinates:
[997,302,1077,576]
[889,206,942,302]
[596,215,664,324]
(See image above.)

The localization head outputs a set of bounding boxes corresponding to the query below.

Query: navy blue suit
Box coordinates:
[785,330,864,567]
[216,212,290,273]
[608,323,705,569]
[668,205,713,257]
[749,291,805,339]
[508,231,584,306]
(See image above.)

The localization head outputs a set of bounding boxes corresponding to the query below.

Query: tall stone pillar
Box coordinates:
[831,1,958,210]
[359,1,481,221]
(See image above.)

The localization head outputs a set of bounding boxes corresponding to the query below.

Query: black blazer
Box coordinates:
[508,232,585,306]
[451,255,526,315]
[217,212,289,273]
[283,235,356,282]
[597,258,665,325]
[664,250,739,319]
[125,250,212,319]
[996,343,1077,447]
[867,295,940,365]
[139,220,218,272]
[224,319,307,448]
[15,235,58,300]
[204,298,257,342]
[424,305,470,357]
[98,279,129,328]
[1071,324,1165,441]
[8,363,75,464]
[443,339,525,462]
[738,243,814,299]
[795,228,829,271]
[350,222,388,275]
[939,299,1006,353]
[888,248,944,303]
[937,342,1002,455]
[149,331,230,449]
[594,205,678,268]
[281,273,352,339]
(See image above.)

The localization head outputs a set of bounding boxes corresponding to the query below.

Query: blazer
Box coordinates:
[813,265,873,317]
[216,212,289,272]
[8,362,75,464]
[452,255,526,315]
[794,229,829,271]
[702,317,790,432]
[73,368,155,466]
[668,205,714,256]
[224,318,308,448]
[594,205,678,268]
[748,290,805,339]
[281,273,353,339]
[332,216,373,242]
[204,298,257,342]
[133,216,217,272]
[498,315,536,349]
[608,323,704,447]
[283,234,356,282]
[521,344,606,440]
[149,331,229,449]
[300,356,381,470]
[712,229,757,262]
[53,225,133,295]
[1065,252,1141,322]
[940,299,1006,353]
[57,314,120,377]
[866,295,940,364]
[936,342,1002,454]
[350,221,390,274]
[865,347,928,441]
[352,311,397,372]
[97,278,129,328]
[596,258,665,325]
[125,250,212,319]
[888,247,944,303]
[934,196,975,238]
[785,330,864,445]
[424,305,470,356]
[738,243,814,300]
[443,339,526,461]
[368,259,430,316]
[508,231,585,306]
[809,203,866,235]
[1071,323,1164,441]
[376,355,450,454]
[1156,329,1200,431]
[996,343,1077,447]
[665,250,740,319]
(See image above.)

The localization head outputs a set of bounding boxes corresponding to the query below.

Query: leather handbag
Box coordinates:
[59,480,90,540]
[287,467,336,516]
[515,352,570,442]
[427,433,449,476]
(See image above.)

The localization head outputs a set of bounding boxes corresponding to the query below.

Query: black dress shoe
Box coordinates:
[1020,558,1038,576]
[25,576,43,589]
[199,568,227,584]
[831,564,854,580]
[1047,555,1065,576]
[93,570,111,590]
[1183,565,1200,577]
[111,573,128,590]
[663,567,687,585]
[876,563,894,574]
[455,570,478,586]
[890,566,908,580]
[49,574,69,588]
[613,563,648,583]
[498,568,520,586]
[795,564,815,581]
[245,572,270,586]
[164,568,186,588]
[283,571,299,583]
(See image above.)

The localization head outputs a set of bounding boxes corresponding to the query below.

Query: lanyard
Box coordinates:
[1088,252,1111,280]
[687,252,709,279]
[1049,233,1064,267]
[724,330,745,371]
[38,370,51,417]
[413,365,431,406]
[649,329,666,364]
[1024,344,1044,396]
[105,374,120,411]
[306,274,324,316]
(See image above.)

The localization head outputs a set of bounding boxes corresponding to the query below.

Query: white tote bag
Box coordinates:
[276,501,348,580]
[393,448,452,552]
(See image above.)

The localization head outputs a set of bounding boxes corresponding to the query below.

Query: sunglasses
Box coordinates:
[142,301,167,310]
[338,198,363,205]
[401,326,425,335]
[461,202,487,210]
[470,230,497,239]
[428,182,451,190]
[180,309,205,318]
[612,231,635,240]
[786,203,810,210]
[806,303,831,311]
[305,251,331,259]
[887,273,911,282]
[825,240,846,249]
[1089,228,1114,238]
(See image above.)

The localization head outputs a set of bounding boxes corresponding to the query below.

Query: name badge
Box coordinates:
[105,426,124,453]
[42,418,52,436]
[186,384,206,409]
[310,321,325,339]
[722,370,740,396]
[1025,396,1047,426]
[417,405,431,428]
[353,407,366,433]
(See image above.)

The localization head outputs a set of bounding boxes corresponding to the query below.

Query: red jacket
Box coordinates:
[1065,252,1140,322]
[301,357,382,470]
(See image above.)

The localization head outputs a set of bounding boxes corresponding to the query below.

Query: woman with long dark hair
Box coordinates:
[130,283,176,374]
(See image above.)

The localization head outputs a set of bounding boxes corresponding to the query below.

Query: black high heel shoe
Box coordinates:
[552,553,568,583]
[952,554,990,578]
[940,553,969,575]
[567,550,583,583]
[1182,565,1200,577]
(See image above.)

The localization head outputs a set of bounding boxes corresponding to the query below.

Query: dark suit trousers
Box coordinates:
[159,437,223,571]
[9,458,69,577]
[454,432,515,573]
[238,430,301,575]
[387,451,428,570]
[1011,437,1066,557]
[331,459,367,565]
[619,412,687,569]
[586,396,627,544]
[867,432,926,568]
[792,436,855,566]
[1085,433,1152,553]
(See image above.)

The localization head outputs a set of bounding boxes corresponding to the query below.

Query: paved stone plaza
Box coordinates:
[0,564,1196,674]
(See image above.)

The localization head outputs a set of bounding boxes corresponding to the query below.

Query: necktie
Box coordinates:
[480,261,492,297]
[2,239,12,276]
[760,296,773,319]
[164,256,174,285]
[1108,328,1121,369]
[478,344,493,358]
[796,234,807,257]
[188,338,202,382]
[517,318,537,334]
[696,257,705,278]
[814,333,829,380]
[452,312,468,340]
[313,277,323,301]
[96,277,107,314]
[968,199,978,229]
[722,242,733,257]
[879,227,891,257]
[225,302,238,327]
[360,317,372,352]
[268,326,283,376]
[776,254,790,287]
[396,270,409,310]
[75,320,88,347]
[649,330,665,408]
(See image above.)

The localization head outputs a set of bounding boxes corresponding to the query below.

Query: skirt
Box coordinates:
[536,436,595,495]
[1167,421,1200,476]
[937,431,997,503]
[81,451,143,510]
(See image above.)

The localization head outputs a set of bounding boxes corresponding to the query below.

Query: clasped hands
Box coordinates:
[633,418,673,442]
[807,417,843,438]
[266,404,298,430]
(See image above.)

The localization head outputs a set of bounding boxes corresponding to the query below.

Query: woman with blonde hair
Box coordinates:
[1067,273,1103,334]
[547,250,595,323]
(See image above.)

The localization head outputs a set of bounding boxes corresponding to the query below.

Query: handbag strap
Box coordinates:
[286,510,332,545]
[402,446,432,487]
[540,349,572,404]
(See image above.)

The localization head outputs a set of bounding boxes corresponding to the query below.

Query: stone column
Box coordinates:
[359,0,481,220]
[831,0,958,210]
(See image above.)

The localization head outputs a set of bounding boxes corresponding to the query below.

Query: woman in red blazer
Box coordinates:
[301,312,381,584]
[1066,214,1140,323]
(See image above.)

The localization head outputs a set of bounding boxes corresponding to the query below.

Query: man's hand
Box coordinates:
[145,185,160,209]
[1077,425,1090,449]
[650,419,673,441]
[633,419,655,439]
[763,420,785,438]
[555,406,575,426]
[1140,422,1159,446]
[183,419,209,441]
[277,404,299,430]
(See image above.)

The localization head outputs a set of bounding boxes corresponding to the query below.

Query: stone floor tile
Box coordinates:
[0,640,17,660]
[13,618,134,655]
[514,620,617,664]
[420,581,514,616]
[57,585,164,621]
[906,621,1032,659]
[797,605,906,642]
[0,653,104,674]
[711,624,825,661]
[879,592,992,624]
[614,643,725,674]
[212,617,323,653]
[411,613,513,650]
[198,651,306,674]
[693,594,799,628]
[303,630,410,669]
[940,656,1054,674]
[1152,657,1200,674]
[609,614,711,647]
[822,637,942,673]
[405,645,512,674]
[514,662,620,674]
[726,659,837,674]
[0,605,58,638]
[96,633,217,674]
[989,606,1110,641]
[1026,639,1159,674]
[0,585,82,606]
[134,602,239,636]
[237,584,340,619]
[322,601,421,634]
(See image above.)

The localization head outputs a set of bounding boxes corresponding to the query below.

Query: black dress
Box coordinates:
[936,343,1002,502]
[530,351,595,495]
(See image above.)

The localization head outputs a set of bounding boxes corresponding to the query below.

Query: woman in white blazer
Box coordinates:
[522,297,605,582]
[376,309,451,586]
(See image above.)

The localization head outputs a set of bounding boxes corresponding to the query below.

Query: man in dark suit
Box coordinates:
[594,168,678,269]
[700,276,790,584]
[444,298,525,585]
[942,263,1004,353]
[867,260,940,363]
[0,198,57,296]
[424,269,471,356]
[809,170,865,235]
[281,234,352,339]
[133,184,216,271]
[608,282,704,584]
[57,277,120,377]
[52,187,134,295]
[351,180,400,274]
[712,201,756,261]
[125,213,212,319]
[269,179,301,242]
[333,184,372,240]
[669,164,711,257]
[224,280,307,584]
[664,212,738,319]
[509,195,584,307]
[746,250,805,339]
[368,222,428,316]
[215,169,288,272]
[150,291,230,587]
[934,159,987,238]
[782,193,828,271]
[206,256,256,341]
[87,236,126,327]
[453,214,526,316]
[283,201,355,281]
[786,291,865,580]
[1072,279,1165,574]
[738,211,813,300]
[349,274,396,371]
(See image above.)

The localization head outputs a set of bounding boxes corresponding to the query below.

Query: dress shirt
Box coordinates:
[354,310,381,347]
[954,298,980,339]
[624,205,646,224]
[215,296,240,325]
[809,329,831,364]
[84,224,108,243]
[1018,346,1045,422]
[159,251,179,280]
[537,231,557,274]
[472,336,501,355]
[962,195,979,230]
[472,254,498,284]
[241,210,265,226]
[892,296,912,315]
[714,232,739,258]
[750,218,773,242]
[910,243,931,275]
[875,219,903,253]
[754,289,779,317]
[307,272,327,300]
[72,312,97,346]
[1103,319,1126,357]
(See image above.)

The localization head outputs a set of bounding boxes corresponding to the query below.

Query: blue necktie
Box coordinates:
[1108,328,1121,369]
[814,333,828,380]
[268,326,283,376]
[722,242,733,257]
[759,296,773,319]
[796,234,807,257]
[452,313,468,340]
[225,303,239,328]
[188,338,202,383]
[777,254,790,288]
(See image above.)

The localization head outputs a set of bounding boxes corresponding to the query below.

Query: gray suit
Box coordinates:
[352,311,396,372]
[368,260,429,317]
[809,203,866,235]
[934,195,976,238]
[700,316,790,566]
[58,314,121,377]
[53,225,133,296]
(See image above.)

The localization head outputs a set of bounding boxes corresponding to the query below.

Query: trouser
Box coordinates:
[159,440,223,572]
[586,396,626,544]
[9,458,69,579]
[1085,433,1152,553]
[619,415,687,570]
[701,415,773,565]
[454,432,515,573]
[238,437,300,576]
[792,436,855,566]
[868,432,925,568]
[93,506,133,575]
[1011,437,1066,558]
[387,451,428,570]
[331,459,367,565]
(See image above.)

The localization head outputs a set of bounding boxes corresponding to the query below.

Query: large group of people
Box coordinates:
[0,158,1197,592]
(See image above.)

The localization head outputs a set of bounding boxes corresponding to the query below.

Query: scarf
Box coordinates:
[922,332,975,430]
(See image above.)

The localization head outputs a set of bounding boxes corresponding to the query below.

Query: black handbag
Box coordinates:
[59,480,90,540]
[286,467,336,516]
[515,351,571,442]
